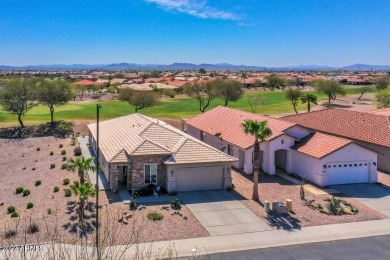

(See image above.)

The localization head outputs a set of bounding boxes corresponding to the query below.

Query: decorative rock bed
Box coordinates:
[306,196,359,215]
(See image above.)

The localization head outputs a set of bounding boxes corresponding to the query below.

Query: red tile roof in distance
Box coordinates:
[291,132,352,159]
[282,108,390,148]
[73,79,100,86]
[186,106,296,149]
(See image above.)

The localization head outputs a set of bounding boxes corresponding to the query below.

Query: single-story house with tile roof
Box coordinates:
[281,109,390,173]
[185,106,378,186]
[88,114,236,193]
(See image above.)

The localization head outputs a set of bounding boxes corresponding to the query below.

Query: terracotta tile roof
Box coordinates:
[73,79,100,86]
[282,109,390,148]
[186,106,297,149]
[291,132,352,158]
[88,114,236,165]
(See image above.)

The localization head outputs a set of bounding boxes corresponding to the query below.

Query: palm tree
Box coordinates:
[241,120,272,202]
[67,156,96,184]
[70,182,96,221]
[300,93,318,112]
[241,72,248,88]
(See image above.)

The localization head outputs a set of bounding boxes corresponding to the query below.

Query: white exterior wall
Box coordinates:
[186,124,240,168]
[284,125,312,139]
[264,135,296,175]
[290,150,323,185]
[321,143,378,185]
[165,163,232,193]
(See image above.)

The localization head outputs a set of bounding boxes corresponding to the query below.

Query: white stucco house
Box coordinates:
[185,106,378,187]
[88,114,236,193]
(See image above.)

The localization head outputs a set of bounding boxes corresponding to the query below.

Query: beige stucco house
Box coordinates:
[88,114,236,193]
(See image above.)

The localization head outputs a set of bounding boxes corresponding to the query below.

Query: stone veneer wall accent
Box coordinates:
[128,155,168,190]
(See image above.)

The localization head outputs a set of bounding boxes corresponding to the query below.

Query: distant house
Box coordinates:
[185,106,378,187]
[88,114,236,193]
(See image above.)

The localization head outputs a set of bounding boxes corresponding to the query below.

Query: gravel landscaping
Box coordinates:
[378,171,390,188]
[231,170,384,229]
[0,137,207,246]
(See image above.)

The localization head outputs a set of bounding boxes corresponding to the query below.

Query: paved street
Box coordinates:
[191,235,390,260]
[332,183,390,217]
[179,190,271,236]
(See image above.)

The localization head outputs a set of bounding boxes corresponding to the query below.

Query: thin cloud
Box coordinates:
[145,0,239,20]
[237,22,255,27]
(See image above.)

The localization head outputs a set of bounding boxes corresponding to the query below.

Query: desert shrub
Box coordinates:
[50,164,55,169]
[27,202,34,209]
[73,180,79,186]
[315,203,323,210]
[64,189,72,197]
[59,144,63,148]
[4,230,17,239]
[16,187,24,194]
[63,178,70,185]
[74,147,82,156]
[23,189,30,197]
[35,180,41,186]
[11,212,18,218]
[7,206,16,213]
[47,208,52,215]
[170,199,181,209]
[27,223,39,234]
[61,150,66,155]
[53,186,59,192]
[49,151,54,156]
[36,147,40,151]
[147,211,164,221]
[62,156,67,161]
[61,164,67,169]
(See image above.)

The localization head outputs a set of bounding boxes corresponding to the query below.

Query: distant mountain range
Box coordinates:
[1,63,390,71]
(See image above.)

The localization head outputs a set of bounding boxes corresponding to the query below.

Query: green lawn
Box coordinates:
[0,87,375,126]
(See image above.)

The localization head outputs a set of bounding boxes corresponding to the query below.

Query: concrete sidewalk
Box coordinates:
[77,136,110,190]
[120,218,390,259]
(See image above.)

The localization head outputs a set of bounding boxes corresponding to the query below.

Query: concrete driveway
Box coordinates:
[331,183,390,217]
[179,190,271,236]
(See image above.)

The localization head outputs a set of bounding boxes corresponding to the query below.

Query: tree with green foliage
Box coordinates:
[356,86,372,100]
[265,75,285,91]
[118,89,160,112]
[0,78,38,128]
[300,93,318,112]
[184,81,218,113]
[36,80,72,126]
[70,182,96,221]
[107,85,117,99]
[247,93,265,113]
[162,88,175,98]
[287,77,305,89]
[66,157,96,184]
[375,90,390,108]
[215,79,243,106]
[241,120,272,202]
[313,79,346,107]
[285,87,302,114]
[374,76,389,91]
[199,68,206,75]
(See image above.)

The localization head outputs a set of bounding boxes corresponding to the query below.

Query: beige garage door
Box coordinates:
[176,167,224,192]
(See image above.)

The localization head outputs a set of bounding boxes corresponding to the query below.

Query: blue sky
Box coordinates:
[1,0,389,66]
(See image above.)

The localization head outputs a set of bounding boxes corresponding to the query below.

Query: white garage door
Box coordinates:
[326,162,370,185]
[176,167,224,192]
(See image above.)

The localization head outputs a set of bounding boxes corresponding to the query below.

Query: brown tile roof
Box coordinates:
[291,132,352,159]
[282,108,390,148]
[186,106,297,149]
[88,114,236,165]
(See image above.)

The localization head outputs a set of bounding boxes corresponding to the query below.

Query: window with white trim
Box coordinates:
[144,164,157,184]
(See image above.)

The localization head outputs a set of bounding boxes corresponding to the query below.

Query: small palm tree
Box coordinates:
[300,93,318,112]
[67,156,96,184]
[241,72,248,87]
[70,182,96,221]
[241,120,272,202]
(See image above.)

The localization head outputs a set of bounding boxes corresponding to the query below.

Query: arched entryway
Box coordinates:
[275,149,288,172]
